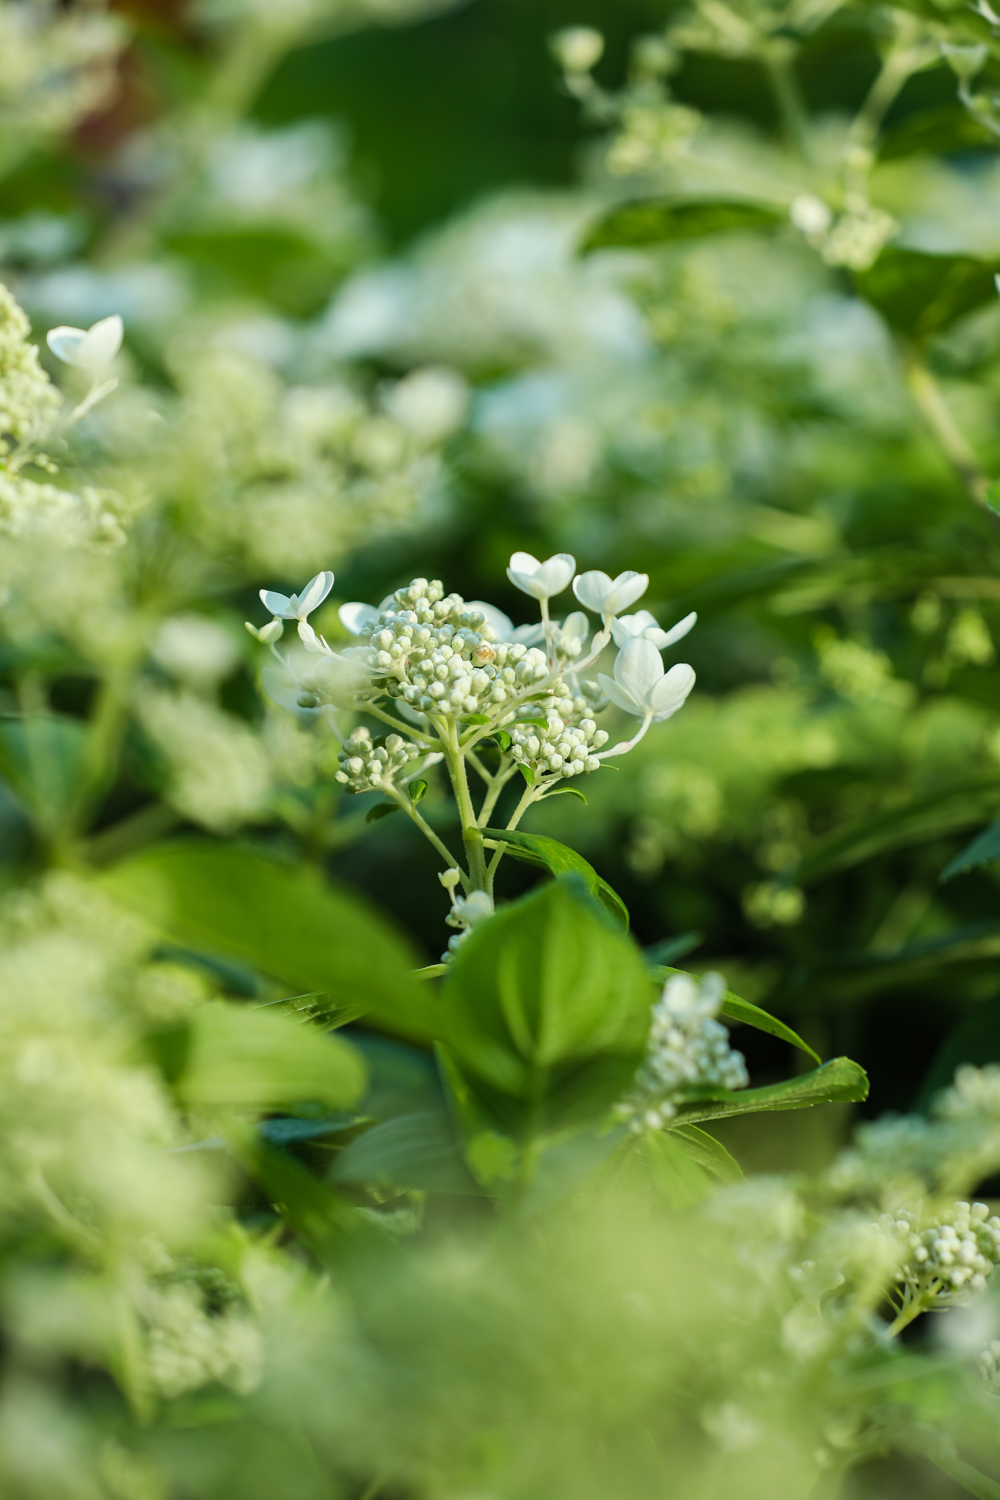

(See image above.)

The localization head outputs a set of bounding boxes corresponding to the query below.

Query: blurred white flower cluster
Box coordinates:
[879,1200,1000,1308]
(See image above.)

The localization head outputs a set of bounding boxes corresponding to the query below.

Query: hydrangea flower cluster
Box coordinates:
[879,1201,1000,1310]
[618,971,749,1133]
[248,550,697,924]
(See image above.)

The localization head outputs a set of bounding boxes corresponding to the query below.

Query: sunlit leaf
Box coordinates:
[482,827,629,928]
[582,198,784,252]
[672,1057,868,1125]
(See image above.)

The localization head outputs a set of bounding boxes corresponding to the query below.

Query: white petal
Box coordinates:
[659,610,697,649]
[46,326,86,364]
[649,662,695,721]
[259,589,295,618]
[298,620,332,653]
[614,638,663,705]
[639,627,672,649]
[596,672,641,716]
[296,570,335,617]
[338,601,379,636]
[536,553,576,596]
[573,570,613,612]
[261,664,318,715]
[507,568,546,600]
[467,601,514,640]
[75,315,124,372]
[605,570,648,616]
[509,622,546,645]
[559,610,590,651]
[508,551,541,576]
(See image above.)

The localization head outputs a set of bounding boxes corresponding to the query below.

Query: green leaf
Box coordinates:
[365,800,400,823]
[541,785,587,803]
[482,827,629,929]
[582,198,784,252]
[668,1123,744,1184]
[916,996,1000,1108]
[877,105,994,162]
[180,1002,367,1111]
[439,878,652,1139]
[941,819,1000,881]
[515,717,549,730]
[0,714,88,828]
[408,779,428,805]
[459,713,492,725]
[784,776,1000,888]
[640,1130,717,1207]
[645,933,702,965]
[519,765,535,786]
[98,841,425,1027]
[671,1057,868,1126]
[856,247,1000,342]
[330,1111,481,1194]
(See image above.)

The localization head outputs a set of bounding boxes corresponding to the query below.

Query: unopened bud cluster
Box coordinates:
[619,971,748,1133]
[334,726,420,792]
[879,1200,1000,1302]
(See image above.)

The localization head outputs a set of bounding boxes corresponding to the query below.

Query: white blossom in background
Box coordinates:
[46,313,124,419]
[258,570,335,648]
[878,1201,1000,1314]
[573,567,648,624]
[618,971,748,1133]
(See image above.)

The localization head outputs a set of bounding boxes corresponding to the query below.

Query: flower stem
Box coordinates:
[442,730,488,891]
[385,785,466,886]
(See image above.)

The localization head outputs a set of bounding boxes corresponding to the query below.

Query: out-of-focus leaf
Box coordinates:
[916,996,1000,1108]
[673,1057,868,1125]
[440,878,653,1139]
[878,105,994,161]
[0,714,88,827]
[98,841,425,1027]
[330,1111,481,1194]
[785,777,1000,887]
[641,1131,716,1207]
[180,1001,366,1111]
[941,819,1000,881]
[352,1031,446,1120]
[482,827,629,928]
[797,921,1000,1004]
[651,967,820,1064]
[669,1123,744,1184]
[856,247,1000,342]
[365,800,400,823]
[582,198,784,252]
[645,933,703,966]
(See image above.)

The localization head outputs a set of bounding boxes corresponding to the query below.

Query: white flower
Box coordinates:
[573,569,648,621]
[597,638,695,722]
[506,551,576,601]
[338,601,380,636]
[46,315,124,373]
[466,601,544,646]
[260,571,335,646]
[612,609,696,651]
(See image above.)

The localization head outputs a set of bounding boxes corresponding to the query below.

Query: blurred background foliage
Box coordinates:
[7,0,1000,1121]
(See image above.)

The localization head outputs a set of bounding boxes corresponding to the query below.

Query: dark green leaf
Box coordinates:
[494,730,512,753]
[0,714,88,827]
[672,1057,868,1125]
[180,1002,367,1111]
[645,932,703,965]
[541,786,587,803]
[365,800,399,823]
[408,779,428,805]
[941,818,1000,881]
[856,247,1000,342]
[98,841,425,1027]
[518,765,535,786]
[784,776,1000,887]
[916,996,1000,1109]
[331,1111,481,1194]
[583,198,784,252]
[878,105,994,161]
[482,827,629,929]
[439,878,652,1139]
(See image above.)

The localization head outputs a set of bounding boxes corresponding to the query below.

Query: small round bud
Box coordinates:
[550,25,603,73]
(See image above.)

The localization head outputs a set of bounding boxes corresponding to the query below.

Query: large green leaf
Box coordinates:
[98,841,425,1027]
[0,714,88,829]
[941,819,1000,882]
[651,967,820,1064]
[916,996,1000,1108]
[669,1123,744,1184]
[180,1001,367,1111]
[582,198,784,252]
[482,827,629,927]
[856,247,1000,342]
[878,106,994,162]
[784,777,1000,888]
[330,1111,481,1194]
[672,1057,868,1125]
[440,878,653,1139]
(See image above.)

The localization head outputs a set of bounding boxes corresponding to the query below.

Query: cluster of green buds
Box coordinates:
[879,1201,1000,1325]
[334,726,422,793]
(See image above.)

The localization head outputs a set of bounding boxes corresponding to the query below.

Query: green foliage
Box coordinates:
[483,826,630,926]
[582,198,785,251]
[856,248,1000,343]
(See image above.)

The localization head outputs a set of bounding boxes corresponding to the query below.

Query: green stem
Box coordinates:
[904,353,993,512]
[485,781,541,894]
[764,47,811,162]
[365,703,433,745]
[385,785,465,883]
[443,731,488,891]
[476,761,518,828]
